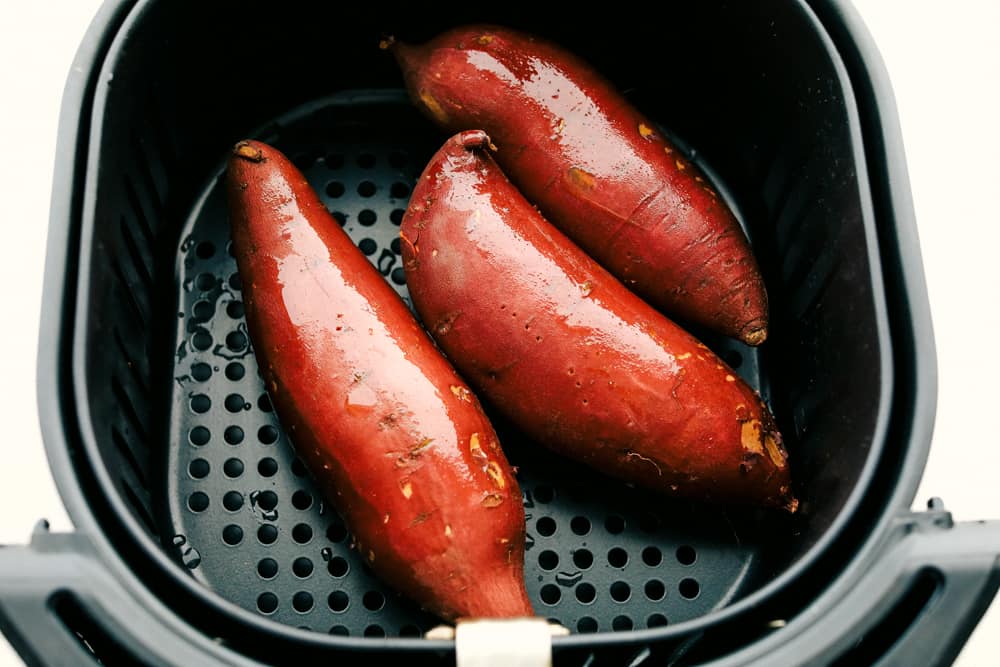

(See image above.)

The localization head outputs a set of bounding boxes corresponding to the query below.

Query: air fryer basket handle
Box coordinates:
[0,522,260,667]
[714,502,1000,667]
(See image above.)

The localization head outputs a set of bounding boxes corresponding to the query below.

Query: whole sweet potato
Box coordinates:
[389,26,769,345]
[401,131,795,511]
[227,140,532,620]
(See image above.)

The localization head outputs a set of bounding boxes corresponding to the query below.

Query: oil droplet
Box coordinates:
[321,547,333,562]
[171,534,187,547]
[524,533,536,551]
[182,546,202,569]
[555,571,583,587]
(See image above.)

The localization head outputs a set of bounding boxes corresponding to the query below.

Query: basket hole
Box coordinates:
[391,182,411,199]
[572,549,593,569]
[612,616,633,632]
[534,485,555,503]
[358,209,377,226]
[331,211,347,226]
[647,613,669,628]
[326,181,345,198]
[325,153,345,169]
[224,394,246,413]
[257,592,278,614]
[227,300,245,319]
[258,425,279,444]
[639,512,660,533]
[363,591,386,611]
[610,581,631,603]
[196,242,216,259]
[292,523,313,544]
[359,238,377,256]
[390,238,401,255]
[292,490,313,510]
[228,272,242,291]
[257,524,278,545]
[226,331,248,352]
[293,557,314,578]
[222,524,243,546]
[190,394,211,414]
[536,517,556,537]
[195,273,216,291]
[540,584,561,605]
[570,516,591,536]
[188,459,210,479]
[224,425,244,445]
[358,181,376,197]
[257,491,278,511]
[328,556,349,578]
[257,457,278,477]
[292,152,318,169]
[538,550,559,571]
[645,579,666,601]
[575,583,596,604]
[293,591,314,613]
[192,300,213,322]
[191,362,212,382]
[390,209,405,225]
[222,458,244,478]
[258,394,273,412]
[577,617,598,633]
[642,546,663,567]
[189,426,210,446]
[676,545,697,565]
[605,515,625,534]
[723,350,743,369]
[679,578,700,600]
[225,362,245,381]
[357,153,376,168]
[328,591,350,612]
[388,151,408,168]
[187,492,209,512]
[326,522,348,543]
[329,625,349,636]
[399,625,421,637]
[364,625,386,638]
[608,547,628,568]
[257,558,278,579]
[390,268,406,285]
[223,491,244,511]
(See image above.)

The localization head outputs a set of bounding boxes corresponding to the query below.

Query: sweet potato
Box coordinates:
[227,140,532,620]
[388,26,769,345]
[401,131,795,511]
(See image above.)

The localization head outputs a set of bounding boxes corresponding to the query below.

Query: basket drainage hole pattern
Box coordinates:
[166,93,763,637]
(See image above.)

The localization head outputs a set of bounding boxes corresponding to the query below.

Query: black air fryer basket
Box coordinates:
[2,1,999,665]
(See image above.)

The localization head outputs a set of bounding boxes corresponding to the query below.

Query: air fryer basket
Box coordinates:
[2,0,999,665]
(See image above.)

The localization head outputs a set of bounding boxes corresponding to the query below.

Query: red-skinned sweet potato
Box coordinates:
[389,26,769,345]
[401,131,795,511]
[227,140,532,620]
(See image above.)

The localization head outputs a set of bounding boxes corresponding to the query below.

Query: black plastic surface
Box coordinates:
[18,0,962,664]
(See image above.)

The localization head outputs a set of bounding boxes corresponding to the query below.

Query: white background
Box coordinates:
[0,1,996,665]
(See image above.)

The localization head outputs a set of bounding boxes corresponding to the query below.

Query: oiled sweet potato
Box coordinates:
[401,131,795,511]
[227,140,532,620]
[389,26,769,345]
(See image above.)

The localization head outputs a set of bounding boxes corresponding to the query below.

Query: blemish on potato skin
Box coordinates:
[675,158,687,171]
[567,166,597,189]
[477,34,494,45]
[676,352,692,360]
[383,513,390,524]
[664,146,673,155]
[726,374,736,382]
[451,385,472,402]
[741,420,765,456]
[638,123,655,139]
[579,281,594,297]
[445,524,453,537]
[481,493,505,508]
[486,461,506,488]
[400,480,413,499]
[419,90,448,124]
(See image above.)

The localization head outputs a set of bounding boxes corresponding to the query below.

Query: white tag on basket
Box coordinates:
[452,617,563,667]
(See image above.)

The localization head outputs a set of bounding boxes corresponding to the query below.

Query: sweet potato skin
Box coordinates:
[391,26,768,345]
[227,140,531,620]
[401,132,795,510]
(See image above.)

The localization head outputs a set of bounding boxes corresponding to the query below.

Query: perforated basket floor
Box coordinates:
[166,91,771,638]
